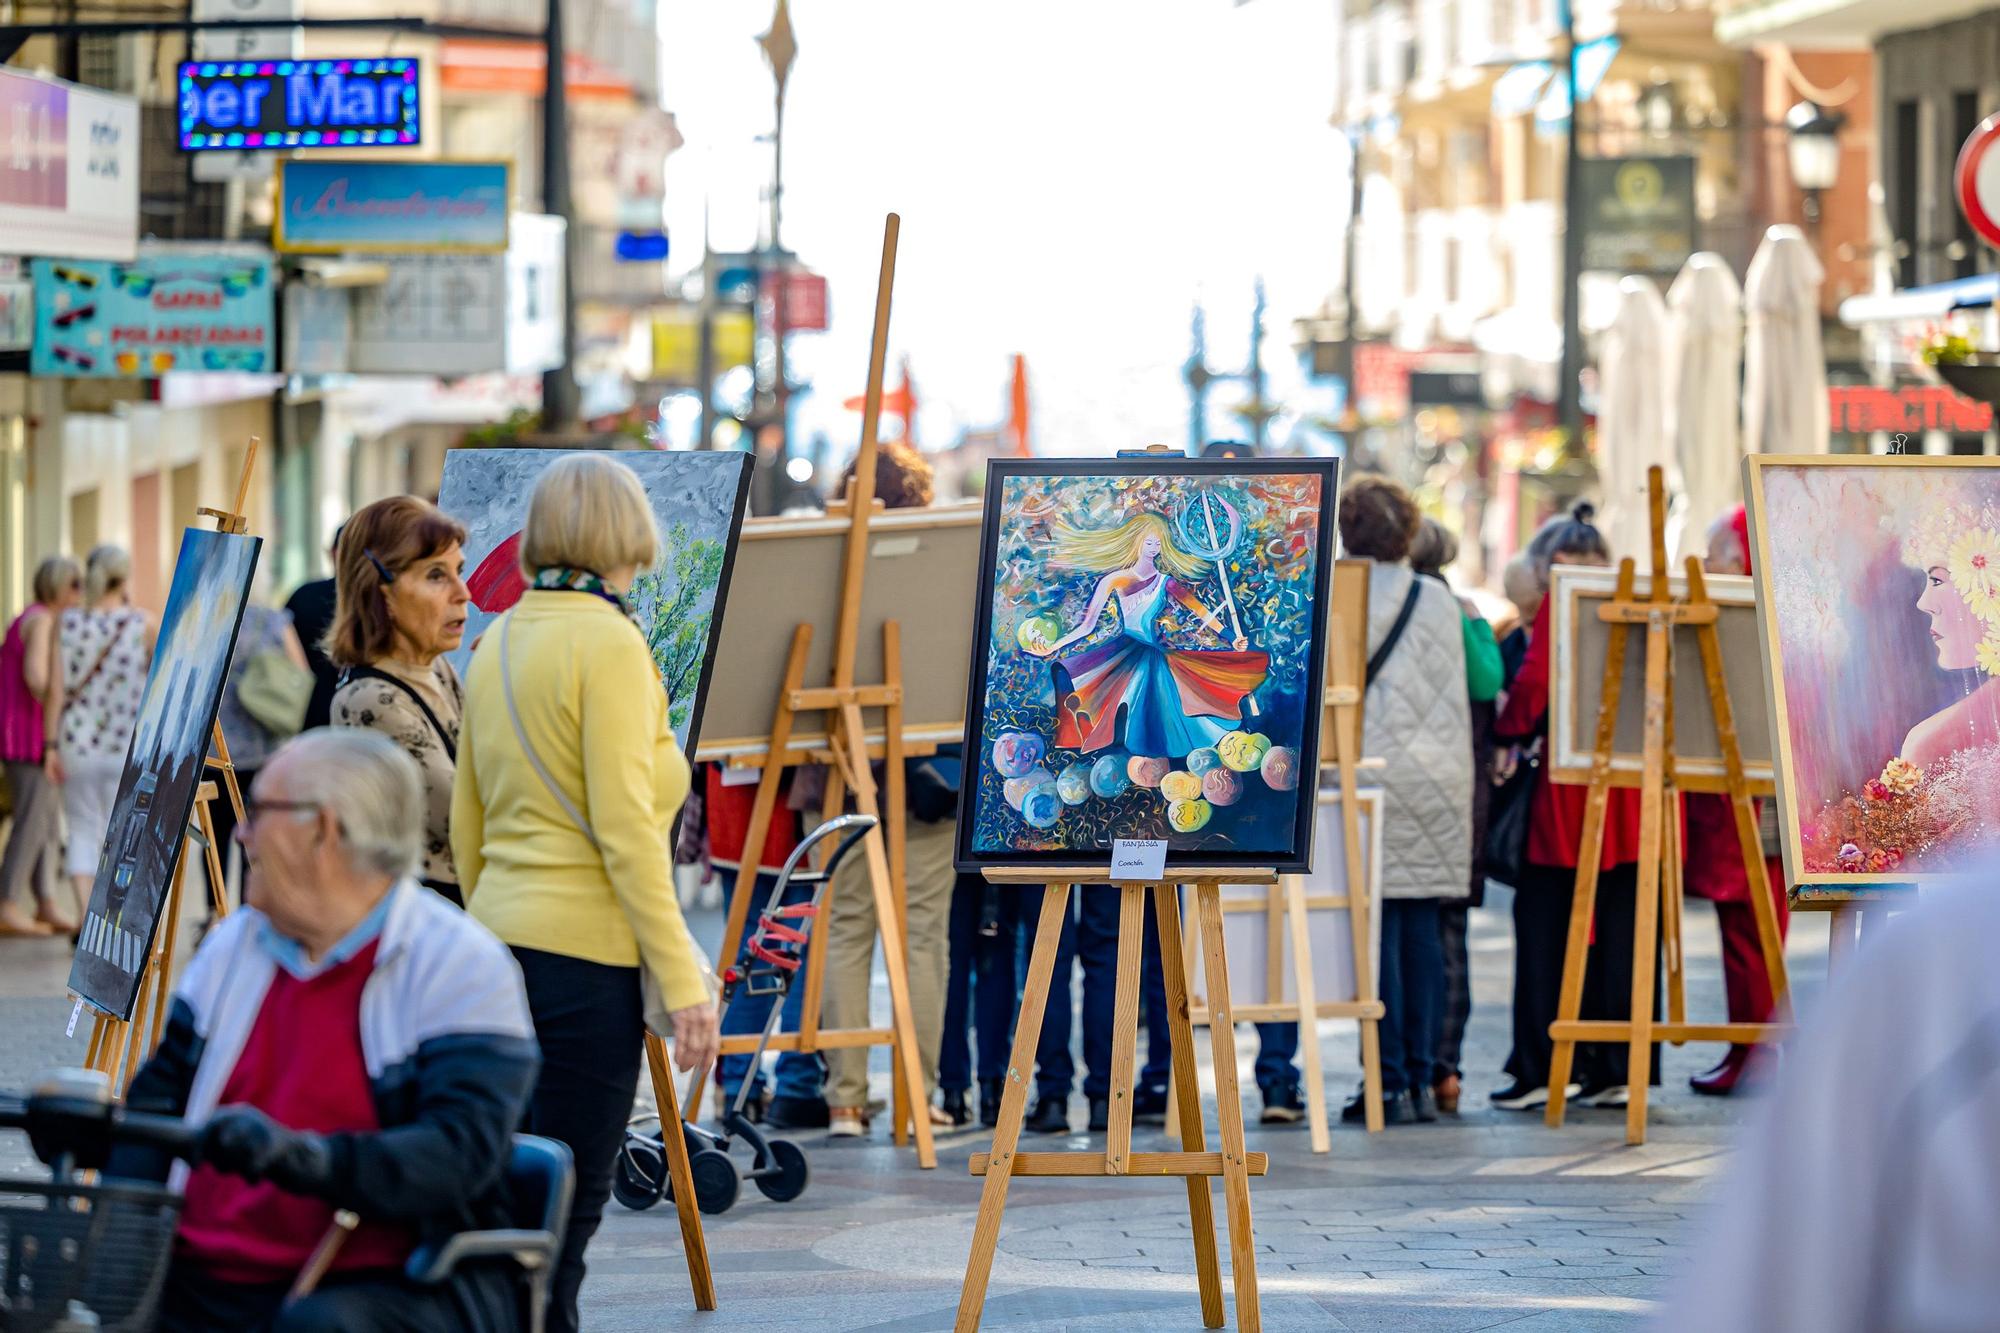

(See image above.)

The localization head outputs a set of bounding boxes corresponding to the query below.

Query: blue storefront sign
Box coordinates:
[178,58,419,152]
[30,244,274,377]
[274,159,509,253]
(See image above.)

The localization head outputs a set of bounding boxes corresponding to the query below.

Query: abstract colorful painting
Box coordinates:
[70,529,261,1019]
[439,448,753,749]
[1747,455,2000,897]
[954,457,1338,872]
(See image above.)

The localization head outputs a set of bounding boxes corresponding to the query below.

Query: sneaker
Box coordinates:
[827,1106,869,1138]
[1025,1096,1071,1135]
[1132,1086,1169,1126]
[721,1089,767,1123]
[1433,1073,1461,1115]
[979,1078,1005,1129]
[1260,1085,1305,1125]
[1578,1081,1630,1108]
[765,1095,831,1130]
[939,1088,971,1127]
[1490,1081,1582,1111]
[1410,1086,1439,1123]
[1088,1096,1110,1132]
[1341,1088,1416,1125]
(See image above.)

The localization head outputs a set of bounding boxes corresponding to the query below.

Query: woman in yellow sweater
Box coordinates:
[452,452,717,1333]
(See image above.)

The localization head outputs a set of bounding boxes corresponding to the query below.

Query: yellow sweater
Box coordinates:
[452,591,705,1013]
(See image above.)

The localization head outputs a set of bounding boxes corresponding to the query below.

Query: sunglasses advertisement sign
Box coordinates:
[29,243,274,377]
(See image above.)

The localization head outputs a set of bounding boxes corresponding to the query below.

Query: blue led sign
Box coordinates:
[176,59,420,152]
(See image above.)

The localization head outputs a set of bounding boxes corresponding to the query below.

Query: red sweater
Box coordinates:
[704,765,802,873]
[1495,598,1647,872]
[176,940,413,1283]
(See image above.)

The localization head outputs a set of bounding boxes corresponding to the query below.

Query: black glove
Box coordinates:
[199,1106,336,1196]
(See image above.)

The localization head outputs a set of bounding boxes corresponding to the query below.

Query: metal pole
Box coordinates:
[1557,0,1585,447]
[540,0,580,433]
[1341,127,1362,426]
[770,81,789,461]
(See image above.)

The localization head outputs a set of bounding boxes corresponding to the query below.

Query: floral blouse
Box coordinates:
[331,657,464,887]
[59,606,149,761]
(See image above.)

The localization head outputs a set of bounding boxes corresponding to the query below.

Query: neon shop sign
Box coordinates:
[177,58,420,151]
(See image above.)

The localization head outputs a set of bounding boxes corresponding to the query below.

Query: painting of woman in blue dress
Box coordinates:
[956,458,1339,872]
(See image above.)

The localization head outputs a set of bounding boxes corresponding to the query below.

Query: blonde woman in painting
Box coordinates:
[1026,510,1268,759]
[1901,511,2000,770]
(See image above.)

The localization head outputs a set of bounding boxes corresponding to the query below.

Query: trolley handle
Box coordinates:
[0,1079,203,1170]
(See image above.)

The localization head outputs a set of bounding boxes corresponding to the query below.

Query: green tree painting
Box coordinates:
[634,521,725,735]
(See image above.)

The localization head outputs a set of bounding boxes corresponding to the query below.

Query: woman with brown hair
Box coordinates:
[327,496,471,905]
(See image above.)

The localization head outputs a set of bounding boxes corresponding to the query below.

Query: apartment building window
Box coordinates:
[1892,99,1919,288]
[1954,92,1981,280]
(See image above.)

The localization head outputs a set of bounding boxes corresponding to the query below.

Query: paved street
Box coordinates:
[0,887,1832,1330]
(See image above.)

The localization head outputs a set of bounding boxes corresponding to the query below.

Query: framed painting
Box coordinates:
[1547,565,1774,794]
[953,456,1340,873]
[1746,454,2000,898]
[71,528,261,1019]
[439,448,754,752]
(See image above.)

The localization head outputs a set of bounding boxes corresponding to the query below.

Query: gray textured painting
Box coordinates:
[70,528,261,1019]
[440,448,754,748]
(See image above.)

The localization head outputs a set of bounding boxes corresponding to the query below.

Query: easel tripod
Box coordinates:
[1545,466,1792,1144]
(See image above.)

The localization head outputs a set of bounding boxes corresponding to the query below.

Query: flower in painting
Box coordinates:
[1949,528,2000,620]
[1836,842,1863,870]
[1863,779,1892,802]
[1978,628,2000,679]
[1880,757,1923,795]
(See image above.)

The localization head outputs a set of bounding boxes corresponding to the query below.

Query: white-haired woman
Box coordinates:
[453,452,718,1333]
[58,546,155,909]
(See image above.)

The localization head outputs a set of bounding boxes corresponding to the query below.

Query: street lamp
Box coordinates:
[1785,101,1846,227]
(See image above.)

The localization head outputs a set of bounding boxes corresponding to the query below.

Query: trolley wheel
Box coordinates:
[690,1148,741,1215]
[754,1138,810,1203]
[612,1140,666,1211]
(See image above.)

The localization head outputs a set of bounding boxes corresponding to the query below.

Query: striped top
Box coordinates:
[0,605,50,764]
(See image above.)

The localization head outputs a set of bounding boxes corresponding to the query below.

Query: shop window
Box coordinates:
[1892,99,1919,288]
[1954,92,1980,280]
[1949,435,1988,456]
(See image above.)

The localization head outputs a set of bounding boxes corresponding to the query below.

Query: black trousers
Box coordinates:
[158,1265,484,1332]
[512,946,644,1333]
[1435,900,1473,1083]
[1506,861,1659,1091]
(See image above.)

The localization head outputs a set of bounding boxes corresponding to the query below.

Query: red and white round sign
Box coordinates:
[1958,112,2000,252]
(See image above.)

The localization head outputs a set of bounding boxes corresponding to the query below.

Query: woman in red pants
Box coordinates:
[1683,505,1789,1096]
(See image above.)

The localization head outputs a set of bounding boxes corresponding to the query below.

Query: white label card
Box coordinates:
[1110,838,1168,881]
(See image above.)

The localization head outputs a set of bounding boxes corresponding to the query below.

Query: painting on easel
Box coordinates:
[70,528,261,1019]
[955,456,1339,872]
[439,448,754,748]
[1747,455,2000,896]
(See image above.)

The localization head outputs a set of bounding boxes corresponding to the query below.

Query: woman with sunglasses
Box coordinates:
[327,496,471,905]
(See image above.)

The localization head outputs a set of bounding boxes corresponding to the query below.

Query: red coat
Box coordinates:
[1683,793,1784,906]
[1495,598,1647,871]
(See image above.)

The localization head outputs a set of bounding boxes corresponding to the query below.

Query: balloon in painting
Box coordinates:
[1260,745,1300,791]
[1201,768,1243,806]
[1021,781,1063,829]
[1016,614,1062,656]
[1186,746,1223,776]
[1056,761,1093,805]
[1090,754,1131,799]
[1217,730,1272,772]
[992,731,1046,779]
[1128,755,1171,788]
[1005,766,1054,810]
[1160,770,1203,802]
[1167,797,1213,832]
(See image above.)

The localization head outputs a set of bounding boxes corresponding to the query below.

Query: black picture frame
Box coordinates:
[952,455,1340,874]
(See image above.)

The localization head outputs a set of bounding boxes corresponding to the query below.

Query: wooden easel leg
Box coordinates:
[1621,619,1672,1146]
[1284,876,1330,1154]
[1153,883,1226,1329]
[1545,804,1607,1129]
[958,884,1071,1332]
[1662,795,1686,1030]
[1104,886,1143,1174]
[1336,764,1384,1133]
[196,796,228,919]
[1827,902,1860,975]
[1195,884,1260,1332]
[148,842,191,1056]
[645,1033,717,1310]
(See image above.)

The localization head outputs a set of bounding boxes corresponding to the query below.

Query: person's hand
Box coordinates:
[1492,745,1520,785]
[1232,636,1249,652]
[42,749,64,786]
[199,1106,334,1195]
[669,1001,719,1075]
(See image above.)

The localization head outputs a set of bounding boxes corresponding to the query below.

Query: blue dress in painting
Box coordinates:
[1051,571,1267,758]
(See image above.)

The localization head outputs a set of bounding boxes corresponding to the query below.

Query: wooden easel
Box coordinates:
[959,869,1268,1333]
[1545,465,1792,1144]
[680,213,937,1168]
[1175,586,1387,1146]
[79,441,260,1092]
[642,1032,718,1310]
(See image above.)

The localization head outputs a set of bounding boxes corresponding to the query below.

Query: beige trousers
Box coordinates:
[821,815,955,1110]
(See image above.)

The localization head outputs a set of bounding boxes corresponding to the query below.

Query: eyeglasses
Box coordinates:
[242,798,321,827]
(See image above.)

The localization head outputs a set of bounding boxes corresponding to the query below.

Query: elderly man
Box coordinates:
[116,728,540,1331]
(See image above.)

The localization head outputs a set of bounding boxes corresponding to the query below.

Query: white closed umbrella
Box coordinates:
[1669,252,1745,551]
[1595,275,1671,562]
[1743,225,1828,456]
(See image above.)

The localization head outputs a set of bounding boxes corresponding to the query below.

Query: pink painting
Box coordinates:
[1751,458,2000,895]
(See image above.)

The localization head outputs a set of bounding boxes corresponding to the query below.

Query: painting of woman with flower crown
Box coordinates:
[954,457,1339,872]
[1746,456,2000,897]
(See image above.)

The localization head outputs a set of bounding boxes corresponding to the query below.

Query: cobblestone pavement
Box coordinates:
[0,887,1833,1330]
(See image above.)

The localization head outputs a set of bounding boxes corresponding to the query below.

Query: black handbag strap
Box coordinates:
[340,665,457,762]
[1365,577,1425,688]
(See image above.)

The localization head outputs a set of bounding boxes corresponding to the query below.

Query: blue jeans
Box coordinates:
[1254,1023,1301,1097]
[1027,884,1172,1101]
[940,875,1024,1093]
[717,871,825,1104]
[1378,898,1445,1094]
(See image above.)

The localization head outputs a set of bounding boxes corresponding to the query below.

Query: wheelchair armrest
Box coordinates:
[405,1229,559,1285]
